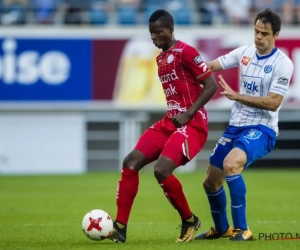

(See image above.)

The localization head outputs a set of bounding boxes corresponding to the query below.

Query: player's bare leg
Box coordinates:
[108,150,149,243]
[195,165,234,240]
[223,148,253,241]
[154,155,201,243]
[204,164,225,192]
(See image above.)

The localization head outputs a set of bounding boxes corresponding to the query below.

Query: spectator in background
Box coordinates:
[196,0,227,25]
[116,0,140,7]
[29,0,61,24]
[142,0,191,25]
[221,0,251,25]
[165,0,186,12]
[115,0,141,25]
[166,0,193,25]
[60,0,89,24]
[251,0,282,19]
[1,0,28,24]
[252,0,282,10]
[282,0,300,24]
[89,0,112,25]
[141,0,172,10]
[141,0,170,24]
[141,0,186,12]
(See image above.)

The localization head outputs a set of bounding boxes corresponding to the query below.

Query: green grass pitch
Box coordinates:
[0,169,300,250]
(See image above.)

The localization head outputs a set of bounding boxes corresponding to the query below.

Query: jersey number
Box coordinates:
[200,62,208,72]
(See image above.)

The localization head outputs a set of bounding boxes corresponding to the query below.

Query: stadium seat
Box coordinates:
[89,9,108,25]
[144,5,161,23]
[143,0,165,9]
[117,6,138,25]
[1,4,27,25]
[173,7,192,25]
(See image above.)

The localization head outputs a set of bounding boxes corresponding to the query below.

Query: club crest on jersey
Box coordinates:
[244,129,262,140]
[241,56,251,66]
[167,54,174,63]
[264,65,273,73]
[193,55,202,64]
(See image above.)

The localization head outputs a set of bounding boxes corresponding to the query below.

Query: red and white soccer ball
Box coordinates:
[82,209,113,241]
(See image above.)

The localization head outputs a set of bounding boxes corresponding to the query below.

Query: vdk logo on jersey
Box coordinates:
[243,81,258,92]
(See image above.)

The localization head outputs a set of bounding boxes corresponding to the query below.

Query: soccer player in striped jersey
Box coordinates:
[194,8,294,241]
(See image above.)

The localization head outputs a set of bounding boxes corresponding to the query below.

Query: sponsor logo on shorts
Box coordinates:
[218,137,231,145]
[218,138,226,145]
[244,129,262,140]
[176,126,188,138]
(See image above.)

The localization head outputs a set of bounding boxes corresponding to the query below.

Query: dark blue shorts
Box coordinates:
[209,125,277,169]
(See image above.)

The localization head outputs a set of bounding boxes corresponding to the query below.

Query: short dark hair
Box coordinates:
[255,8,281,35]
[149,9,174,27]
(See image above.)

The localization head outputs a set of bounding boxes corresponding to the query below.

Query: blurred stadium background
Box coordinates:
[1,0,299,175]
[0,1,300,249]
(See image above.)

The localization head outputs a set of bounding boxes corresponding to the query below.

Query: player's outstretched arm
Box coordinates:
[187,75,218,116]
[218,75,283,112]
[235,92,283,112]
[206,59,223,72]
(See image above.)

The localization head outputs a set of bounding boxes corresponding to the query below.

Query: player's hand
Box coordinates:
[218,75,238,100]
[172,113,192,128]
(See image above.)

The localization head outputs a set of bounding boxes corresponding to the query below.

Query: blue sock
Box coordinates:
[206,186,230,234]
[226,174,247,230]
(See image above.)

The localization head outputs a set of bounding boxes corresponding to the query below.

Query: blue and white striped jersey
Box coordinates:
[218,45,294,135]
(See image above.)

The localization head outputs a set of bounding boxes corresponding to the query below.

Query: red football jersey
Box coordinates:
[157,40,212,125]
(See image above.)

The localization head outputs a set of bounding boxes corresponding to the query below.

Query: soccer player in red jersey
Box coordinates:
[107,9,218,243]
